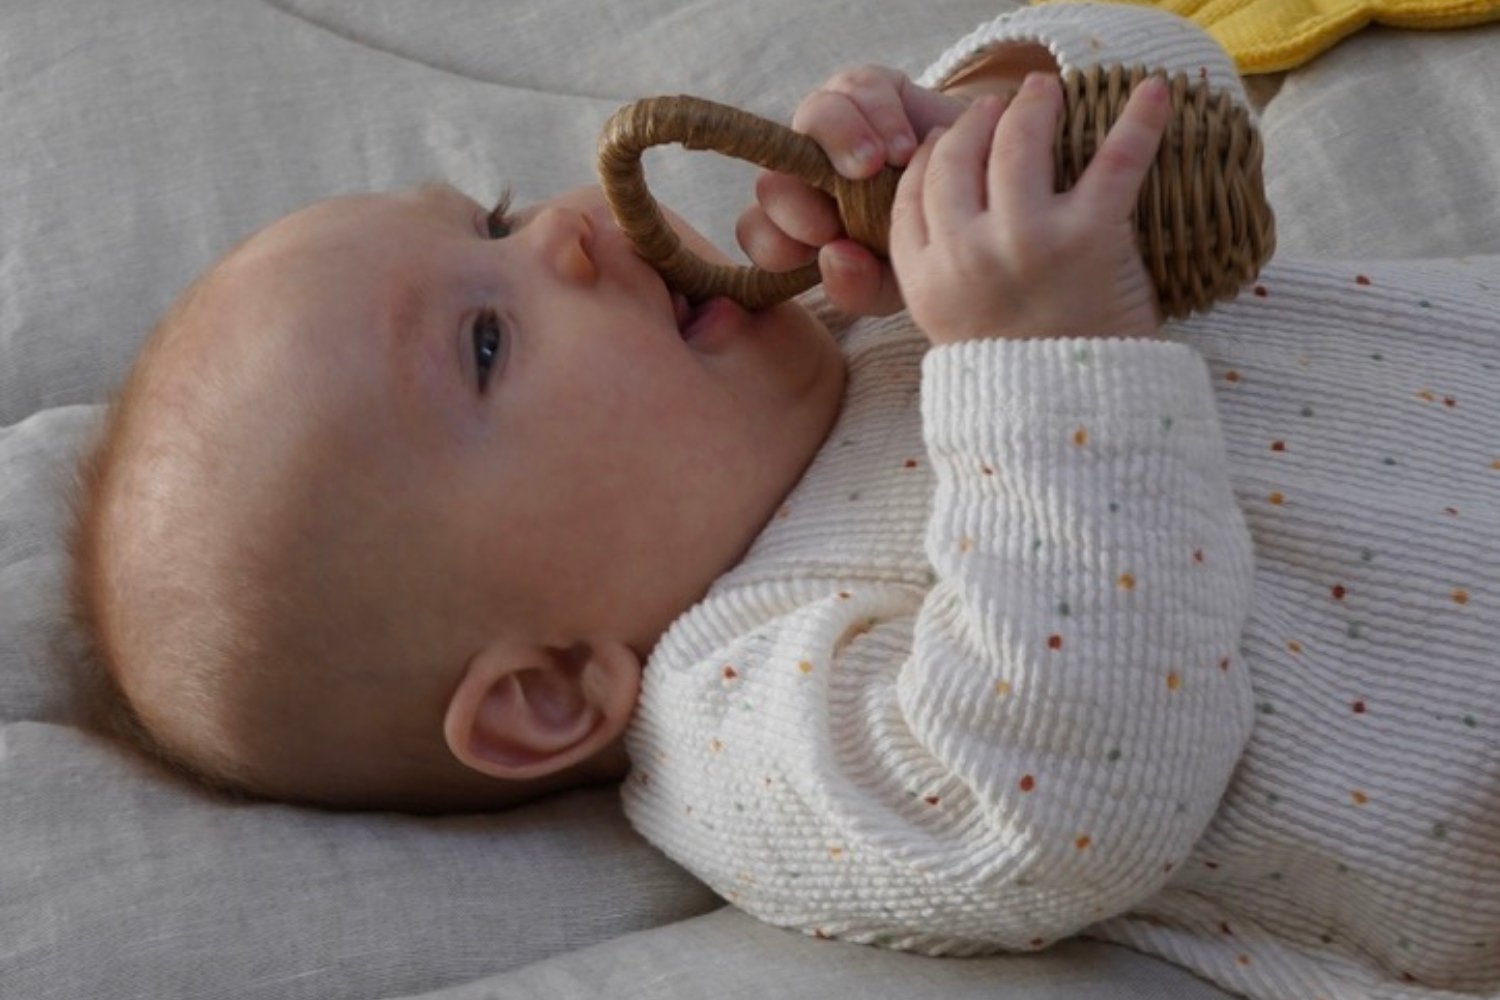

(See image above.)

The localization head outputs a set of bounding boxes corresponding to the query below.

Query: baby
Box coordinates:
[70,4,1497,1000]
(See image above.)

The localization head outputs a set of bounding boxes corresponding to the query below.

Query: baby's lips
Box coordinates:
[671,291,693,332]
[679,296,745,344]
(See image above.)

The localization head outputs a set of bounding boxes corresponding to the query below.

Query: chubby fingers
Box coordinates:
[1066,74,1170,222]
[793,64,964,177]
[735,170,842,272]
[889,130,932,262]
[819,241,904,316]
[754,170,841,246]
[794,66,916,178]
[887,93,1009,258]
[988,72,1065,219]
[926,94,1009,227]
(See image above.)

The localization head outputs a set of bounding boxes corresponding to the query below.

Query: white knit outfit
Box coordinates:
[621,6,1500,998]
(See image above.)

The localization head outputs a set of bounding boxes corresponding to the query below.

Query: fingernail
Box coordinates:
[826,250,858,275]
[1022,72,1050,94]
[849,139,880,172]
[890,133,915,160]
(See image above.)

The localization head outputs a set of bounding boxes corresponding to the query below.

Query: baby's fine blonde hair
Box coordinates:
[67,276,262,802]
[65,243,550,814]
[65,270,453,809]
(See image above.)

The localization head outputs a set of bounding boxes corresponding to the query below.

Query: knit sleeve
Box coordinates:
[901,335,1255,940]
[621,335,1257,955]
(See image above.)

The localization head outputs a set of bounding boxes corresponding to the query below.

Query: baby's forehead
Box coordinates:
[140,217,376,417]
[202,197,409,317]
[141,187,469,450]
[209,185,475,301]
[226,193,390,271]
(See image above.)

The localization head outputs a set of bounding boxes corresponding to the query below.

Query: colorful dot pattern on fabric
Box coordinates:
[622,252,1500,986]
[1176,263,1494,983]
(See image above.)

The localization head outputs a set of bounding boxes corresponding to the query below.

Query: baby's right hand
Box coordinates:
[735,64,966,316]
[891,72,1170,345]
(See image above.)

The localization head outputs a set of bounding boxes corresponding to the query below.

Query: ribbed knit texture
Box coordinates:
[916,0,1251,114]
[623,6,1500,999]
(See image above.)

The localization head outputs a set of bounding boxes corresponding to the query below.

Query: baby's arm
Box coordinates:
[897,4,1255,940]
[898,18,1253,932]
[902,333,1256,941]
[897,63,1250,944]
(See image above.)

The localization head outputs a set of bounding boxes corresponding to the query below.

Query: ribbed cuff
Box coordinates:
[921,336,1218,450]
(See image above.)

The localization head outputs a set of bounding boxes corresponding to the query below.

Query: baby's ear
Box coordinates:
[442,639,640,781]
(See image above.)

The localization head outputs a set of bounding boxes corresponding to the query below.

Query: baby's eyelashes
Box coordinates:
[486,190,517,239]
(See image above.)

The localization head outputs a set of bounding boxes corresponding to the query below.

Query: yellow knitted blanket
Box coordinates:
[1039,0,1500,72]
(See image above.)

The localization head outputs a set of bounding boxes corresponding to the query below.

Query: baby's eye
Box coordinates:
[473,309,507,393]
[486,189,515,239]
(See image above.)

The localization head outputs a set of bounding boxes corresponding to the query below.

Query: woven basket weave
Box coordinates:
[598,65,1275,320]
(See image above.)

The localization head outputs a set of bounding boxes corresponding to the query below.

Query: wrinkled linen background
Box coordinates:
[2,2,1496,997]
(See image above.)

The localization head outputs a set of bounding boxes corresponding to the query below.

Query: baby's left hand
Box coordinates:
[734,65,965,316]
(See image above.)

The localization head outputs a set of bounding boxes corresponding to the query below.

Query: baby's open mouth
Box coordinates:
[670,286,746,343]
[672,290,720,341]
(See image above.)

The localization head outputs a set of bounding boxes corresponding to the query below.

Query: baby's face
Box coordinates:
[204,183,845,666]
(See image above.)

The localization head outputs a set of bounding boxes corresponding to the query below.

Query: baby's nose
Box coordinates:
[526,205,597,286]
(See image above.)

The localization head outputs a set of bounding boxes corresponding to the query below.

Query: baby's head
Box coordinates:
[70,183,845,812]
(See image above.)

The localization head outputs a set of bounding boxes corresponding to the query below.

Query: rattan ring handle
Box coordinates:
[598,94,895,310]
[598,66,1276,318]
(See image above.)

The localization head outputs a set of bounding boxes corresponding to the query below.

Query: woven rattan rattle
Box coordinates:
[598,65,1275,320]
